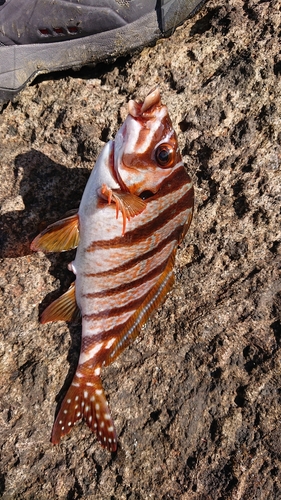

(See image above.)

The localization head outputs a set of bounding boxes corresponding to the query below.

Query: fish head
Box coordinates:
[114,88,182,196]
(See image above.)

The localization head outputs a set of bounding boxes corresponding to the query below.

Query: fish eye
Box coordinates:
[155,143,175,168]
[140,190,154,200]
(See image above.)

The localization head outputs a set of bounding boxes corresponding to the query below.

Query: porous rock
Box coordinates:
[0,0,280,498]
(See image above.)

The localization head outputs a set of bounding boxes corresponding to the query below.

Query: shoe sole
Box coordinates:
[0,0,206,104]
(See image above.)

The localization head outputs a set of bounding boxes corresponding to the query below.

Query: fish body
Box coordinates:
[31,89,194,451]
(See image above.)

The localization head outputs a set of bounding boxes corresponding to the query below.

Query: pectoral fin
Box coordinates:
[100,185,146,234]
[31,213,79,253]
[41,282,80,324]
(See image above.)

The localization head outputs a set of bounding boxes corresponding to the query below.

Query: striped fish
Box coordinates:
[31,88,194,451]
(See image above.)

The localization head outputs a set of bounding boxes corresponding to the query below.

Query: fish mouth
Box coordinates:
[128,87,161,118]
[113,87,165,194]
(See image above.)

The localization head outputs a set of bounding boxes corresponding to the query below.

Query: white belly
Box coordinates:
[73,140,121,312]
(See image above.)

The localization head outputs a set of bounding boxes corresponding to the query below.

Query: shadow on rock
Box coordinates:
[0,149,92,422]
[53,320,82,414]
[0,148,89,258]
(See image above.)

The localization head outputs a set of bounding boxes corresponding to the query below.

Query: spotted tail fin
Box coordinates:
[51,374,117,451]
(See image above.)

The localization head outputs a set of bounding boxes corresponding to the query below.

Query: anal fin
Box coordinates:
[41,282,80,324]
[31,213,79,253]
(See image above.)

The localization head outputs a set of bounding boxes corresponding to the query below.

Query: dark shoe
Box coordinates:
[0,0,207,104]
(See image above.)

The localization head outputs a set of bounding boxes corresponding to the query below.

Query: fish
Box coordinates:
[31,88,194,452]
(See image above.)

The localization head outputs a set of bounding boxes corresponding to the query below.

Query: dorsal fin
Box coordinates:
[31,213,79,253]
[41,282,80,324]
[104,249,176,365]
[179,207,194,244]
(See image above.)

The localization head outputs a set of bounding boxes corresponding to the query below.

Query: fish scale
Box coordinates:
[31,88,194,451]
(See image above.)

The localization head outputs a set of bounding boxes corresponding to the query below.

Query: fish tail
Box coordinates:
[51,373,117,451]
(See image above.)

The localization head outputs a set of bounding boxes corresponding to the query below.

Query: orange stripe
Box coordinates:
[86,187,193,251]
[146,166,192,205]
[82,256,169,299]
[84,226,183,278]
[129,114,178,163]
[83,288,158,322]
[80,252,176,361]
[105,249,176,364]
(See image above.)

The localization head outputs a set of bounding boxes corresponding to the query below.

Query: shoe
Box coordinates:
[0,0,207,104]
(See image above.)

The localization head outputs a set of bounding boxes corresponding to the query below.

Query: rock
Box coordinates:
[0,0,280,498]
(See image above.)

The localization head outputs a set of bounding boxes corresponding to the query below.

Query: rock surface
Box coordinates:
[0,0,280,498]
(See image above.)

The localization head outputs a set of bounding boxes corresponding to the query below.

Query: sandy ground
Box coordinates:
[0,0,280,498]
